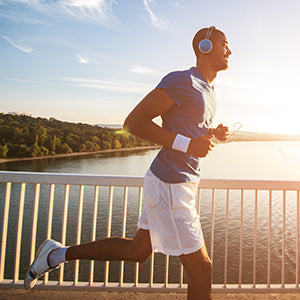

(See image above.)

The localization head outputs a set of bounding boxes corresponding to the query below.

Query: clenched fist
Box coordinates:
[187,135,215,158]
[213,124,229,141]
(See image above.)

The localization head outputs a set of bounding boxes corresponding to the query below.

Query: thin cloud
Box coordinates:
[64,77,153,94]
[60,0,117,25]
[75,54,88,64]
[0,8,53,27]
[143,0,172,31]
[1,0,119,27]
[72,49,124,65]
[7,78,52,85]
[173,1,184,9]
[129,65,162,76]
[1,35,33,53]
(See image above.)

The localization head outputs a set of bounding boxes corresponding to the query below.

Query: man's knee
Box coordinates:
[126,244,152,263]
[200,256,212,274]
[190,256,212,283]
[181,248,212,281]
[135,248,152,263]
[188,258,212,288]
[126,229,152,263]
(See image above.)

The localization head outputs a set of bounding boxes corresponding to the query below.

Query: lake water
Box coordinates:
[1,141,300,285]
[2,141,300,180]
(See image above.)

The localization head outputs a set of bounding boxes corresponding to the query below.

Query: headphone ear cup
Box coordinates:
[199,39,213,53]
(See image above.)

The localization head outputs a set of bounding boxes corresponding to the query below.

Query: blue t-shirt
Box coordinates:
[150,67,217,183]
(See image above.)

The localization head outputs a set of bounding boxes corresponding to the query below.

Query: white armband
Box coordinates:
[172,134,191,153]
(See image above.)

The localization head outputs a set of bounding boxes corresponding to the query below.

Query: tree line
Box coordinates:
[0,113,155,158]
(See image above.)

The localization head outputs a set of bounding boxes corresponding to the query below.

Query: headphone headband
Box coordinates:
[205,26,215,39]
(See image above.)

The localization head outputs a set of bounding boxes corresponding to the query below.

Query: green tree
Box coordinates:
[80,143,87,152]
[101,141,112,150]
[0,144,9,158]
[60,143,73,154]
[86,141,100,152]
[40,146,49,156]
[38,126,47,147]
[66,133,80,152]
[113,139,122,149]
[30,143,42,157]
[19,144,31,157]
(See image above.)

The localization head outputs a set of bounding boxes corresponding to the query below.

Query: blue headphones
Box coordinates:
[199,26,215,54]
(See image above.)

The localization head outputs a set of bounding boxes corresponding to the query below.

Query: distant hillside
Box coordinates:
[229,131,300,142]
[1,112,299,159]
[0,113,154,158]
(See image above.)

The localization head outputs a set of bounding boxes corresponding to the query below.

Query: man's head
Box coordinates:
[192,27,231,72]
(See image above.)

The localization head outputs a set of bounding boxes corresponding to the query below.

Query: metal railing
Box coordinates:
[1,171,300,293]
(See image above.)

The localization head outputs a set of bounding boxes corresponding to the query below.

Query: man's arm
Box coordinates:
[123,88,215,158]
[123,88,176,148]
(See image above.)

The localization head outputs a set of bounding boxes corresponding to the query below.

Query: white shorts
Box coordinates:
[137,169,204,256]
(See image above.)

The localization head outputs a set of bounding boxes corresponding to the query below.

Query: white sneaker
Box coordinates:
[24,239,62,289]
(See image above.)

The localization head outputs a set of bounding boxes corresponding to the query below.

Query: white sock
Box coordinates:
[48,247,68,268]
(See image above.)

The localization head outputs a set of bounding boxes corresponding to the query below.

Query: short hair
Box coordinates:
[192,27,225,57]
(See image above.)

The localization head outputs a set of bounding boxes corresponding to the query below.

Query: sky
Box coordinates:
[1,0,300,134]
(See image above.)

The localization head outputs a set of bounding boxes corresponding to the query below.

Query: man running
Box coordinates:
[25,26,231,300]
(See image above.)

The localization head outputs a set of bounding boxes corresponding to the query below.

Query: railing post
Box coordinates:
[104,186,114,287]
[0,182,11,281]
[297,190,300,288]
[238,189,244,288]
[164,255,169,288]
[267,190,272,287]
[30,184,40,263]
[253,189,258,288]
[179,262,184,288]
[224,189,229,288]
[89,185,99,286]
[134,187,143,287]
[210,189,215,264]
[14,183,26,283]
[119,186,128,287]
[149,252,154,287]
[44,183,55,285]
[282,190,286,288]
[58,184,69,285]
[74,185,84,286]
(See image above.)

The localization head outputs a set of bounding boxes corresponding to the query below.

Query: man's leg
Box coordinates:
[180,243,212,300]
[24,228,152,289]
[66,228,152,262]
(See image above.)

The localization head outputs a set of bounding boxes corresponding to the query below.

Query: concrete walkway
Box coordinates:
[1,289,300,300]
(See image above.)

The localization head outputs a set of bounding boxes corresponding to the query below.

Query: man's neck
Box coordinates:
[196,62,217,86]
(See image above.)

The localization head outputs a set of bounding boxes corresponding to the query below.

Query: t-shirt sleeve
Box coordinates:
[156,72,189,106]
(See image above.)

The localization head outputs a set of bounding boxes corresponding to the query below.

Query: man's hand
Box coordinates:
[187,135,215,158]
[213,124,229,141]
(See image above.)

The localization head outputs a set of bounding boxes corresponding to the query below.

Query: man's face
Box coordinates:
[210,33,232,71]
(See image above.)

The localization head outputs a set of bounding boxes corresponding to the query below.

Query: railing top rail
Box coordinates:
[1,171,300,190]
[200,179,300,190]
[0,171,144,187]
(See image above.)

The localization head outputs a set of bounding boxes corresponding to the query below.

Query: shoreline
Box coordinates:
[0,146,161,165]
[2,134,300,165]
